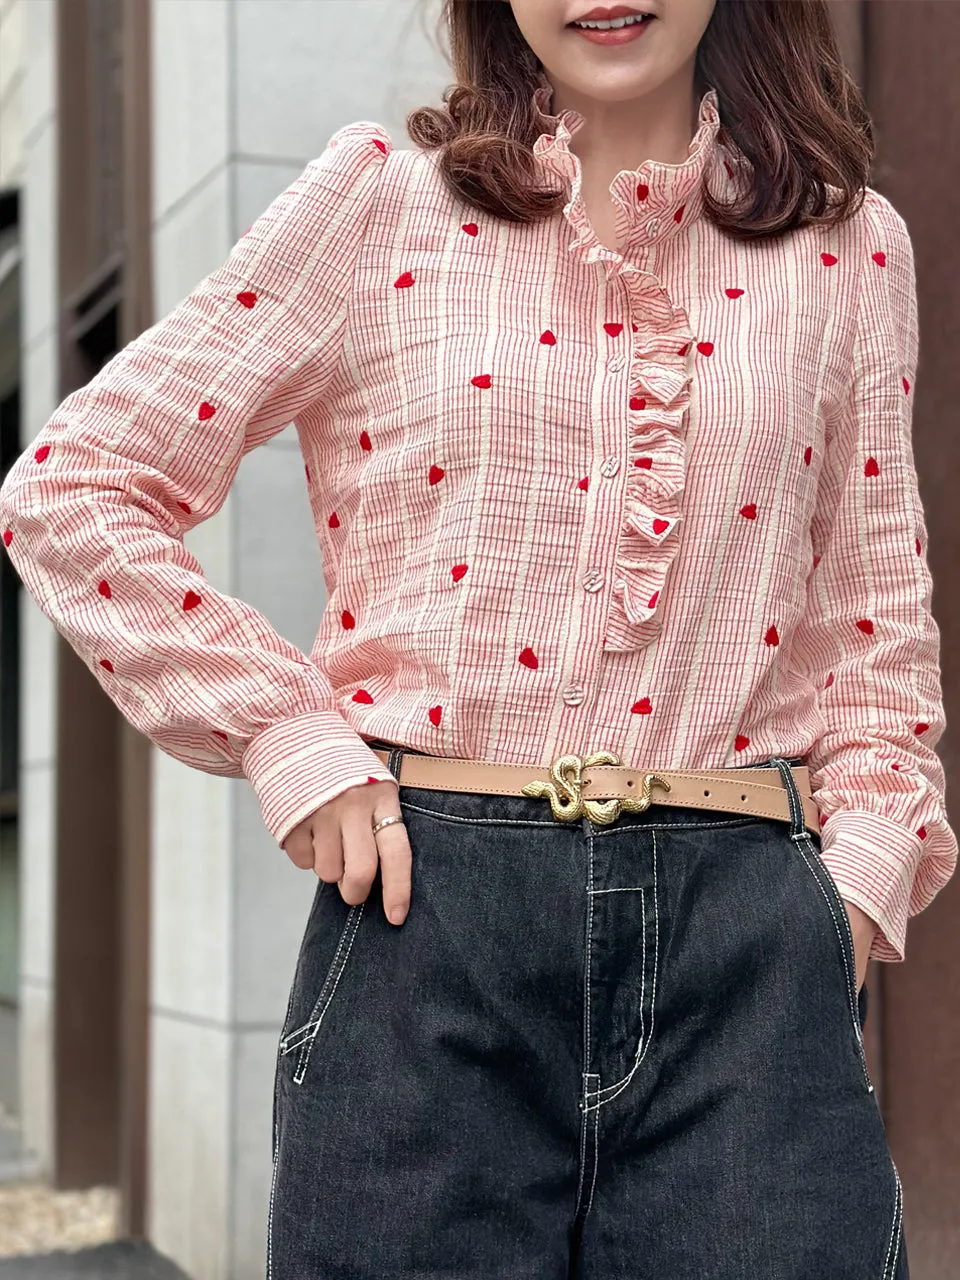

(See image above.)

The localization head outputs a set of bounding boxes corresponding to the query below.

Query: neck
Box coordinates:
[550,73,702,179]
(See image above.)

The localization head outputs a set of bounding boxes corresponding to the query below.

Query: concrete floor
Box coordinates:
[0,1243,188,1278]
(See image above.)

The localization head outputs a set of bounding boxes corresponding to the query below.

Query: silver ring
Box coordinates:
[372,814,404,836]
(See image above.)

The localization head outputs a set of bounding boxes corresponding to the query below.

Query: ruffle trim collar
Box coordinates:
[530,73,730,262]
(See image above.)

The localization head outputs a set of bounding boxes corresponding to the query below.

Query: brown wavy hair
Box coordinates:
[406,0,874,241]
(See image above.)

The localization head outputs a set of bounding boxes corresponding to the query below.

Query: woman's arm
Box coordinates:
[790,187,957,964]
[0,121,400,849]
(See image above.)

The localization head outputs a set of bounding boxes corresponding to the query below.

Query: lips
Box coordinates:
[571,4,653,21]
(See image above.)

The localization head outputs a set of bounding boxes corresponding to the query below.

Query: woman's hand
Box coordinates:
[842,899,879,992]
[282,780,411,926]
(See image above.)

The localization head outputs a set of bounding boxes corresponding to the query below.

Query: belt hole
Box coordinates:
[703,789,710,796]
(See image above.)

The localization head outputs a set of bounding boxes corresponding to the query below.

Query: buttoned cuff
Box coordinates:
[241,711,398,847]
[817,808,925,964]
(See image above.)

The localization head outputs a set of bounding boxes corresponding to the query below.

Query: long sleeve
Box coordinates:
[790,187,957,963]
[0,121,400,848]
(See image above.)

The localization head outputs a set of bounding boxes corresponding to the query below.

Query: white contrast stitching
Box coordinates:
[279,903,364,1085]
[793,834,873,1094]
[586,834,660,1109]
[882,1163,904,1279]
[399,801,758,832]
[575,1071,601,1222]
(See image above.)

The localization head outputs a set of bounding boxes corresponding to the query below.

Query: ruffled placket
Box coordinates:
[531,77,730,652]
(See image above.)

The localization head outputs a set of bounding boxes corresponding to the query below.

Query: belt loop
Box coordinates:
[386,746,405,783]
[770,756,805,840]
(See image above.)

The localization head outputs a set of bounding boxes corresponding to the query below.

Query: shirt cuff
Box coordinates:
[241,711,399,847]
[817,808,924,964]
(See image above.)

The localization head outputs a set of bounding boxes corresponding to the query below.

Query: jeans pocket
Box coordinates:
[790,831,874,1094]
[278,888,366,1086]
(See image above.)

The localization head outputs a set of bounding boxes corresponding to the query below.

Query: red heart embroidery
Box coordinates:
[740,503,757,520]
[696,341,714,356]
[359,430,372,451]
[177,501,192,514]
[820,252,838,266]
[1,530,11,547]
[236,291,257,309]
[99,659,114,673]
[629,397,646,411]
[328,512,340,528]
[34,445,50,463]
[915,722,929,735]
[678,343,690,357]
[366,776,379,785]
[428,704,443,727]
[212,730,229,741]
[917,825,927,840]
[373,139,388,154]
[198,402,215,421]
[812,555,821,568]
[673,205,685,224]
[352,690,374,704]
[903,377,910,395]
[635,457,652,469]
[519,646,539,670]
[855,618,874,635]
[471,374,491,388]
[603,323,623,338]
[765,625,779,646]
[540,330,556,345]
[429,465,445,485]
[98,580,112,599]
[825,672,835,688]
[632,697,652,715]
[803,445,812,466]
[341,610,356,630]
[647,590,659,608]
[394,272,414,289]
[872,251,886,267]
[916,537,922,555]
[462,222,478,236]
[183,590,202,611]
[864,457,879,476]
[451,563,468,582]
[577,476,589,491]
[636,183,649,201]
[734,734,750,751]
[631,323,638,332]
[652,517,669,535]
[725,288,744,299]
[892,763,900,770]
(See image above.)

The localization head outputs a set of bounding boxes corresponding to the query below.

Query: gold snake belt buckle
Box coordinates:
[521,751,672,825]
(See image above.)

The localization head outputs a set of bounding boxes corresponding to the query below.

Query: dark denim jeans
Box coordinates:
[267,748,907,1278]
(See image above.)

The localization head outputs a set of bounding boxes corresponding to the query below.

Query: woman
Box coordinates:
[0,0,953,1274]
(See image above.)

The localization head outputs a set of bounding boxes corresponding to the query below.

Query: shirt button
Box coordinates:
[647,218,661,235]
[582,569,604,593]
[562,684,585,707]
[606,354,626,373]
[599,455,621,477]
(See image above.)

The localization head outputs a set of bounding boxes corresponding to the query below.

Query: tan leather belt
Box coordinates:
[369,747,820,834]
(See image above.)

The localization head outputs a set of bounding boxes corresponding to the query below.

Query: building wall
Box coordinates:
[145,4,447,1276]
[1,0,59,1177]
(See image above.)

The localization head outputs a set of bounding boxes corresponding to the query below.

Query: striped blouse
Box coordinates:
[0,84,954,964]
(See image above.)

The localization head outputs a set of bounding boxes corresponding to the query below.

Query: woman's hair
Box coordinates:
[406,0,874,241]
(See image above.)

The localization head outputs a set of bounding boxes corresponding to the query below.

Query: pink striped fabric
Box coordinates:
[0,85,953,963]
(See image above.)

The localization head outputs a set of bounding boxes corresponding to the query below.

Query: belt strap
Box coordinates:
[369,749,820,835]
